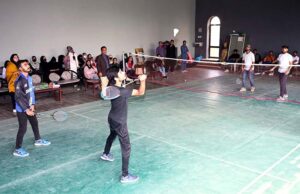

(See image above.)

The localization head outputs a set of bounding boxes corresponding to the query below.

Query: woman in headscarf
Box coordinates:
[65,46,79,79]
[39,56,49,82]
[6,54,20,114]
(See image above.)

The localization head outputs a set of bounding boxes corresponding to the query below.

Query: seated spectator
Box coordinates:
[225,49,241,72]
[30,56,40,73]
[253,49,262,64]
[39,56,49,82]
[49,57,61,72]
[263,51,276,64]
[111,58,119,68]
[84,60,99,80]
[153,54,167,78]
[57,55,65,71]
[228,49,241,62]
[1,60,9,79]
[126,56,136,78]
[78,54,85,68]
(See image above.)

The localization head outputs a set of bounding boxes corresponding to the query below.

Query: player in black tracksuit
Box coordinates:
[13,60,50,157]
[100,67,147,183]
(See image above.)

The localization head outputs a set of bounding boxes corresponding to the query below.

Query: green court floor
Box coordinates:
[1,74,300,194]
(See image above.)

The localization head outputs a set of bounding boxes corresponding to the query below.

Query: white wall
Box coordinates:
[0,0,195,64]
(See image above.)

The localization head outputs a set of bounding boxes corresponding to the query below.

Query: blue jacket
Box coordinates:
[15,73,35,112]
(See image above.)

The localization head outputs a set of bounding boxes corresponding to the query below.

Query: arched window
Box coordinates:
[207,16,221,59]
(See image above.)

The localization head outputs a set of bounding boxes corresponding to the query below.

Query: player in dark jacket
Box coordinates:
[13,60,51,157]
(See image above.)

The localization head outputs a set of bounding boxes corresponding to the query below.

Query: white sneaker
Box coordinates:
[13,109,17,116]
[240,87,246,92]
[224,69,229,73]
[250,87,255,92]
[276,96,286,102]
[283,94,288,100]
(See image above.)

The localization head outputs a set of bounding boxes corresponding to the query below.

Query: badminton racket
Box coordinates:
[36,110,68,122]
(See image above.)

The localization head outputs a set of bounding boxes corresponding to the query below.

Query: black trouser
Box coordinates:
[278,73,288,97]
[9,92,16,110]
[166,59,176,72]
[16,112,41,149]
[104,118,131,176]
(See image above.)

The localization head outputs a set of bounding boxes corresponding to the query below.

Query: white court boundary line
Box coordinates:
[0,135,145,191]
[129,130,290,183]
[237,143,300,194]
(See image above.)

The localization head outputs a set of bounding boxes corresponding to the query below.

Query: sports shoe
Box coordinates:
[250,87,255,92]
[224,69,229,73]
[13,109,17,116]
[283,94,288,100]
[100,153,114,162]
[13,148,29,157]
[34,139,51,146]
[276,96,286,102]
[240,87,246,92]
[120,173,139,184]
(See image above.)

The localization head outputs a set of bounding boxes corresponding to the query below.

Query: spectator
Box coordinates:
[180,40,189,72]
[166,39,177,72]
[57,55,65,72]
[30,56,40,73]
[253,49,262,64]
[96,46,110,78]
[126,56,136,78]
[96,46,110,91]
[48,57,60,73]
[65,46,79,78]
[6,54,20,114]
[84,60,99,80]
[1,60,9,79]
[228,49,241,62]
[156,41,166,57]
[39,56,48,82]
[263,51,276,64]
[111,58,119,68]
[78,54,85,68]
[153,54,167,78]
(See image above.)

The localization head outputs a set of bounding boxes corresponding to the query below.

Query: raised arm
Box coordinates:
[132,74,147,96]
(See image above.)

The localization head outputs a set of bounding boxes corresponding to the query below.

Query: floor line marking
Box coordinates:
[0,135,145,191]
[237,143,300,194]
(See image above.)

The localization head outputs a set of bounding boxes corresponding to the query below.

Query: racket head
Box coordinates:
[52,110,68,122]
[101,86,120,100]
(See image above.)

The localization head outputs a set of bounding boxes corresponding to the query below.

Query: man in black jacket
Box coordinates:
[13,60,50,157]
[96,46,110,91]
[166,39,177,72]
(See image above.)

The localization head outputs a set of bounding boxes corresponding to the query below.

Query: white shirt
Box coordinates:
[277,53,293,73]
[242,51,255,71]
[293,56,299,64]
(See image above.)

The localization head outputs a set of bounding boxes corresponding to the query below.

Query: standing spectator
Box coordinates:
[166,39,177,72]
[65,46,79,78]
[96,46,110,90]
[263,51,276,64]
[180,40,189,72]
[6,54,20,114]
[269,45,293,102]
[125,56,136,78]
[240,45,255,92]
[156,41,166,57]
